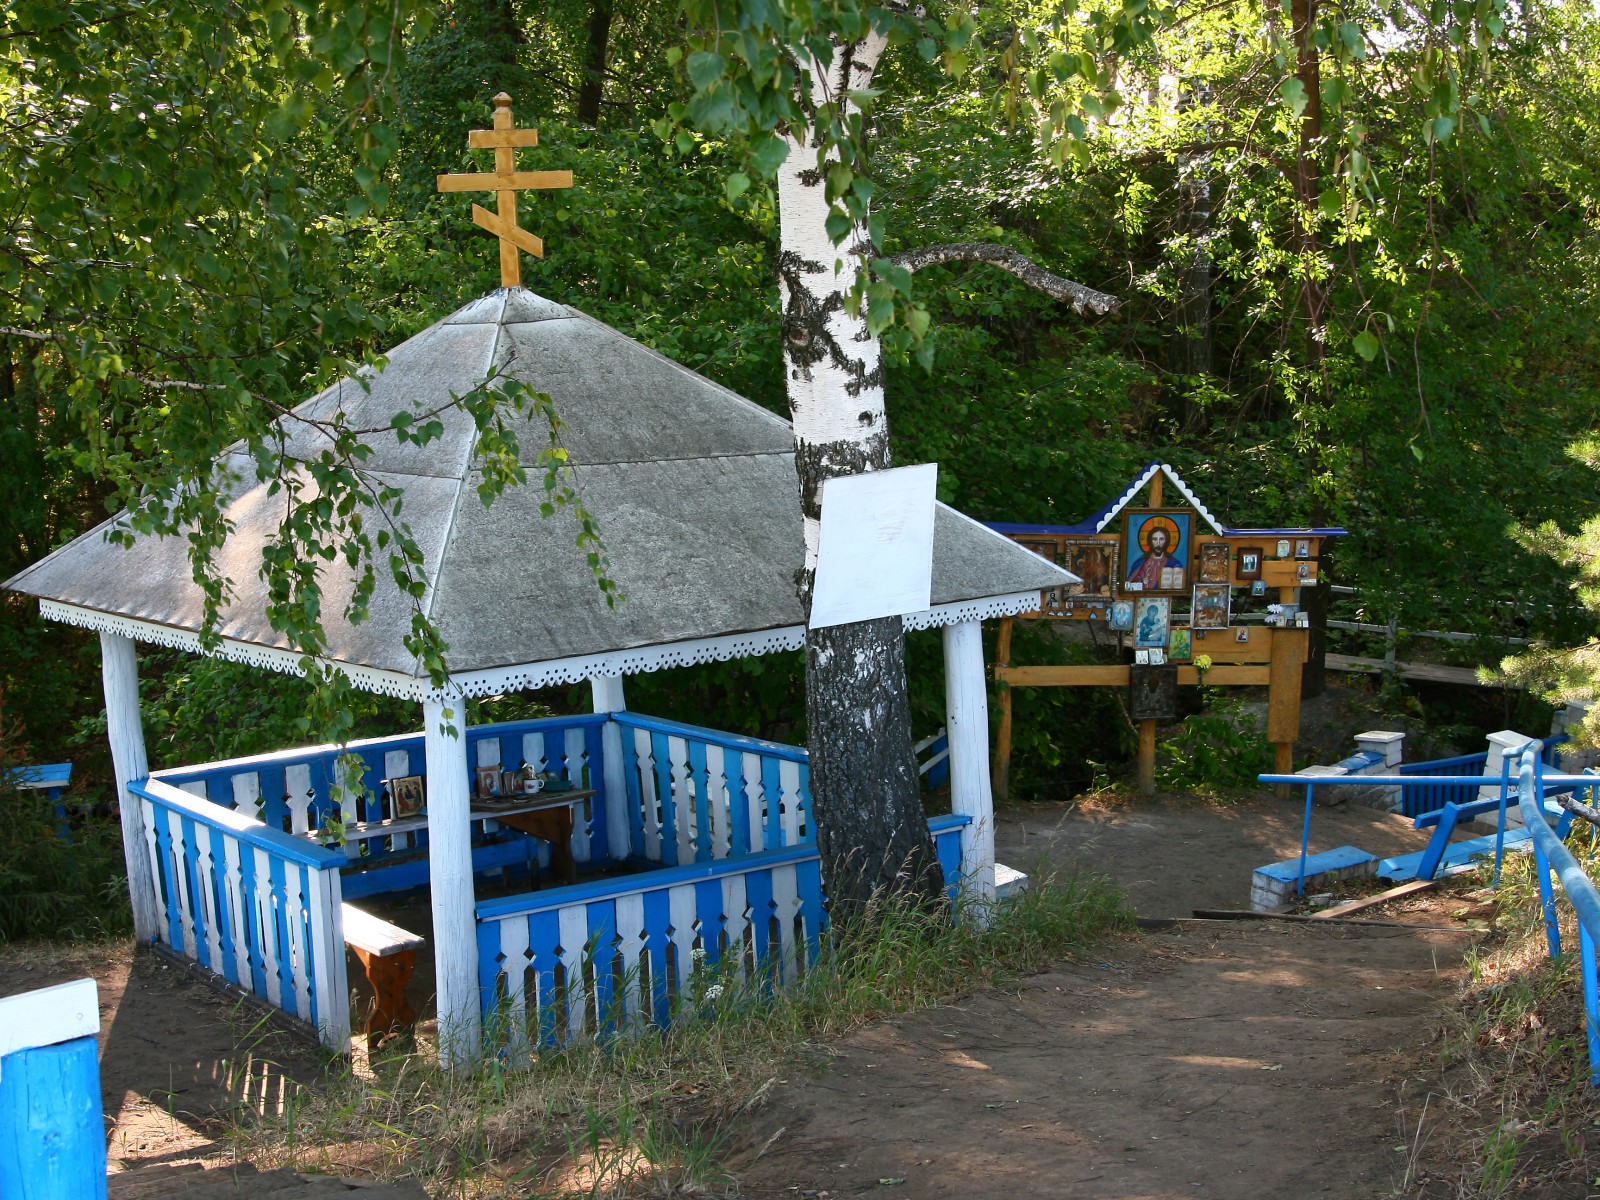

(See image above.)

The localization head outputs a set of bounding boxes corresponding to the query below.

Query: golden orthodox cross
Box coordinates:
[437,93,573,288]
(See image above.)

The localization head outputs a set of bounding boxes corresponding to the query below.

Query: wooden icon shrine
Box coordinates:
[986,462,1347,796]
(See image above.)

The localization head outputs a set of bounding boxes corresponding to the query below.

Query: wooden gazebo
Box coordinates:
[6,286,1071,1062]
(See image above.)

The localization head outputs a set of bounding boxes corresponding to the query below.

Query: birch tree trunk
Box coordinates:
[777,33,943,919]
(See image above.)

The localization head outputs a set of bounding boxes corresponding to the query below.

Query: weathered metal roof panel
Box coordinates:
[6,288,1073,679]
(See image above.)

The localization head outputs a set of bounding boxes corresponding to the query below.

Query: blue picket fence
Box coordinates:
[139,710,980,1054]
[475,815,968,1047]
[153,714,613,898]
[129,776,352,1049]
[1397,751,1490,818]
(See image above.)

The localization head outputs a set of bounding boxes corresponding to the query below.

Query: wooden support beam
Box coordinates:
[467,127,540,149]
[991,618,1014,804]
[438,169,575,192]
[994,663,1270,687]
[1268,627,1309,796]
[1137,719,1157,795]
[944,620,996,905]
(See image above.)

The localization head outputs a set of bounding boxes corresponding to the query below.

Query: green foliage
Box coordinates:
[1155,697,1275,791]
[0,725,130,942]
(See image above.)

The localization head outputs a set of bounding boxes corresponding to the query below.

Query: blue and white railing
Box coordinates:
[153,713,612,878]
[129,776,351,1050]
[613,713,812,865]
[476,815,968,1047]
[1516,744,1600,1085]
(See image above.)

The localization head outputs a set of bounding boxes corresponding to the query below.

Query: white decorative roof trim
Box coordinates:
[39,601,428,701]
[44,590,1046,707]
[1092,463,1225,536]
[436,625,809,700]
[903,592,1045,630]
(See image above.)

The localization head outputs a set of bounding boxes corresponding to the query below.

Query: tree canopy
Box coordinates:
[2,0,1597,787]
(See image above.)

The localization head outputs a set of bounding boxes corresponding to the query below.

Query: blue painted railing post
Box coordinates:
[0,978,106,1200]
[1297,782,1315,896]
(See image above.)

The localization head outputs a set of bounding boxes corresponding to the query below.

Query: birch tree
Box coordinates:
[670,6,1119,914]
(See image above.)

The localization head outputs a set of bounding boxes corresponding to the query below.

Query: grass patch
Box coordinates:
[1396,826,1600,1198]
[230,869,1132,1197]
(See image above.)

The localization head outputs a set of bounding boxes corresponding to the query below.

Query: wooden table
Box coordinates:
[327,789,594,887]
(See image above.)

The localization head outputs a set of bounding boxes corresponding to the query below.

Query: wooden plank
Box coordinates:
[1179,664,1270,685]
[1267,627,1308,742]
[1325,654,1500,688]
[997,664,1130,686]
[1309,879,1438,919]
[436,168,575,192]
[468,127,539,148]
[993,663,1270,687]
[1190,625,1272,663]
[1261,558,1304,588]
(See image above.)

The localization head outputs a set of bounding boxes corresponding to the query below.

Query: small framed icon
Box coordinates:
[1197,542,1231,584]
[1236,626,1250,643]
[1295,538,1312,559]
[474,765,502,799]
[1276,539,1291,558]
[1237,547,1263,581]
[1192,584,1231,630]
[1251,580,1268,597]
[389,775,425,818]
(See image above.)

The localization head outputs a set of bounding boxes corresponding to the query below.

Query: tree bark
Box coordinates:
[1168,82,1213,388]
[1288,0,1333,696]
[778,32,943,920]
[888,244,1119,315]
[577,0,612,126]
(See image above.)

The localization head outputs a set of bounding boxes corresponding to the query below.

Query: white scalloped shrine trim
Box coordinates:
[437,625,810,700]
[39,601,429,700]
[902,592,1044,630]
[43,591,1044,705]
[1092,462,1224,536]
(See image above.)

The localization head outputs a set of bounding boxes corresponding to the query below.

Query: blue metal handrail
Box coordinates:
[1515,744,1600,1085]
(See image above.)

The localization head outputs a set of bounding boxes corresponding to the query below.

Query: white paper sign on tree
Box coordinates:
[809,463,937,630]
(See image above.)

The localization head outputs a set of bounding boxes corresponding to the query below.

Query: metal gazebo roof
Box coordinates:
[6,288,1070,701]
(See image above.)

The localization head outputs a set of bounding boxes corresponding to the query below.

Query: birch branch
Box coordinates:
[887,243,1121,315]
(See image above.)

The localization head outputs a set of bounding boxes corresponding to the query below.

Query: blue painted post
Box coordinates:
[1492,752,1514,885]
[1297,782,1315,897]
[0,979,107,1200]
[1534,840,1562,959]
[1582,925,1600,1087]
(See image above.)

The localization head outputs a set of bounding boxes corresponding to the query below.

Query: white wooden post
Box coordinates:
[423,696,481,1066]
[942,620,996,908]
[100,631,160,944]
[589,674,631,861]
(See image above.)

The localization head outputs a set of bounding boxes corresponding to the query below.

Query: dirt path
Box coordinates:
[731,919,1468,1199]
[726,794,1475,1199]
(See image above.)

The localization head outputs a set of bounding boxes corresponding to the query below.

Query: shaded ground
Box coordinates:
[995,789,1442,917]
[731,919,1470,1199]
[0,790,1483,1197]
[0,941,331,1174]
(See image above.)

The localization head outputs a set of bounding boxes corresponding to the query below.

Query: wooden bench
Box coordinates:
[341,903,424,1052]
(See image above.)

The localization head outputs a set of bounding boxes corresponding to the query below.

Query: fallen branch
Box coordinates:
[887,243,1120,315]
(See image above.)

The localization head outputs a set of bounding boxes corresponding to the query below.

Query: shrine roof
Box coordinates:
[984,462,1349,540]
[6,288,1070,699]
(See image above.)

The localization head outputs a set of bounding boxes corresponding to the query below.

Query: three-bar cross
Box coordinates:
[437,93,573,288]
